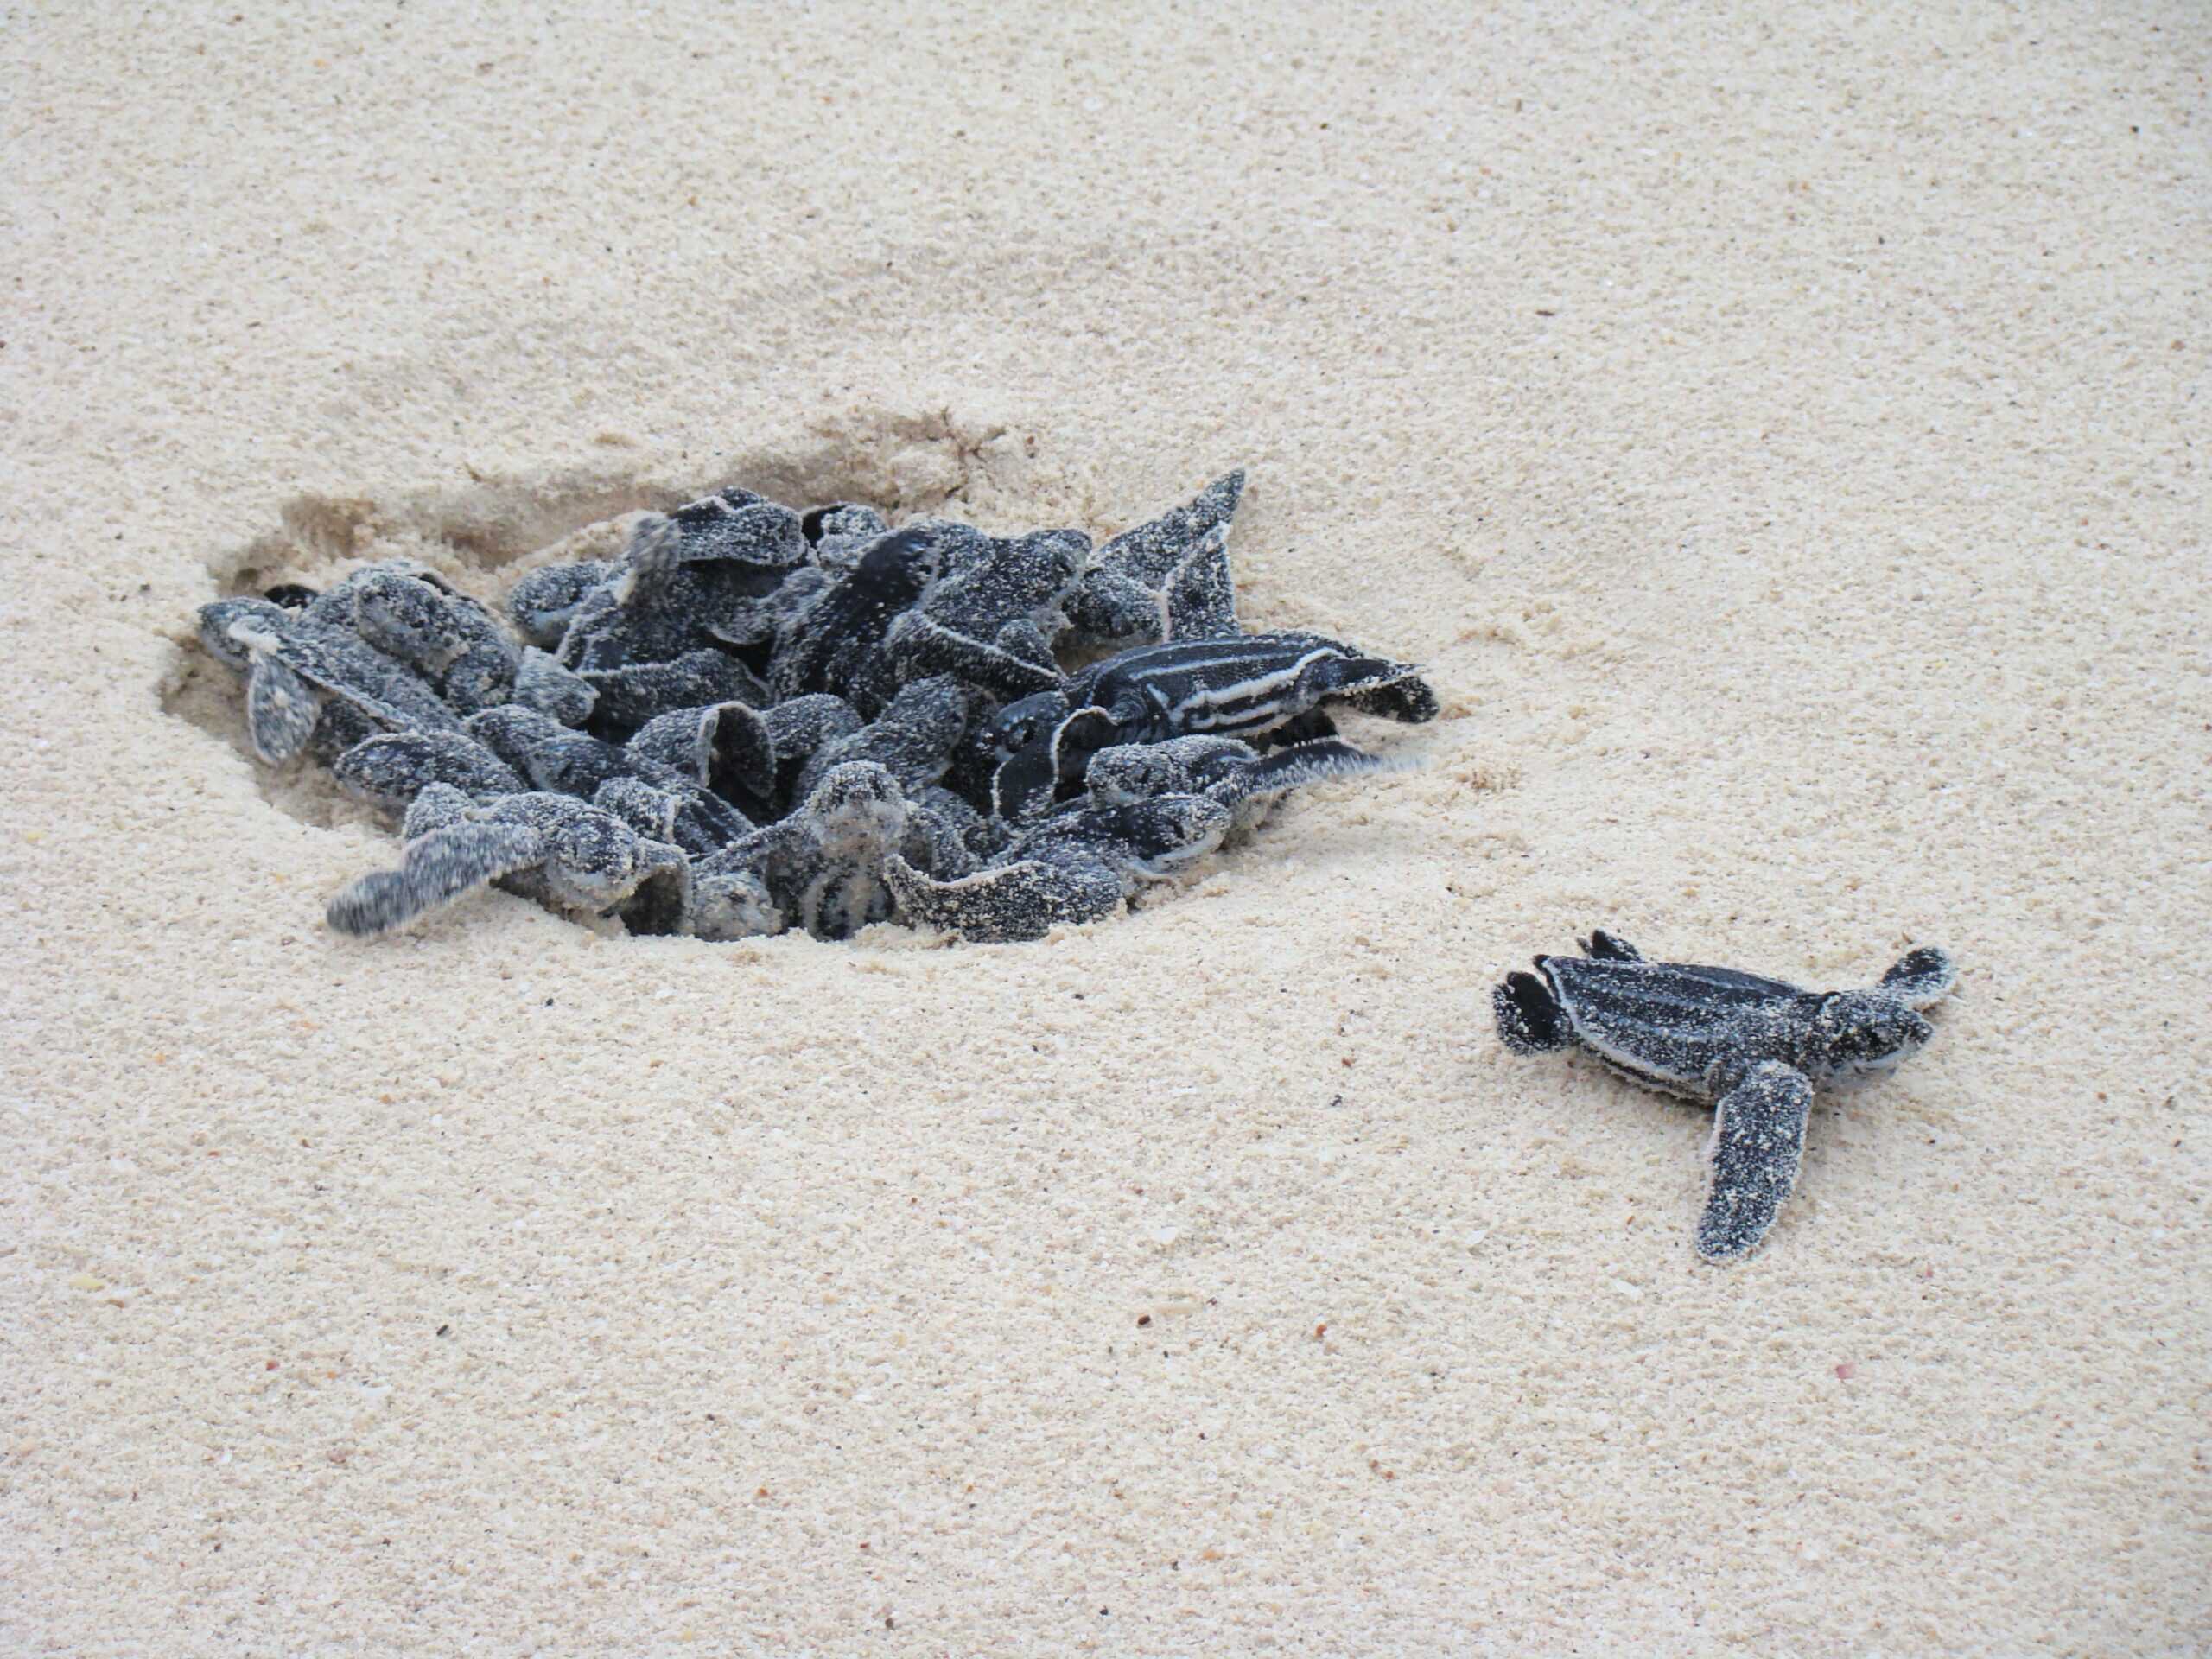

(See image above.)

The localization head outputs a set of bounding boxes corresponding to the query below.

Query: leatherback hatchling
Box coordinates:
[984,631,1437,821]
[1495,932,1958,1262]
[327,784,695,938]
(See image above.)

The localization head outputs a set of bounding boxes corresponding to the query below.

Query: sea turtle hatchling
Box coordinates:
[1493,932,1958,1262]
[1081,734,1401,828]
[766,525,949,707]
[880,524,1089,703]
[197,597,463,765]
[463,704,755,857]
[887,736,1397,943]
[883,792,1233,944]
[327,784,695,938]
[696,761,972,942]
[986,630,1439,821]
[554,495,807,677]
[319,563,527,716]
[330,730,527,811]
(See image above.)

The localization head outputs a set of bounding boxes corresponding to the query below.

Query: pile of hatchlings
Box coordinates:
[197,471,1439,944]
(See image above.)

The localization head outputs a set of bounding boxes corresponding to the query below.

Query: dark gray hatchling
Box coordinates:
[197,597,462,765]
[791,675,979,805]
[984,631,1440,822]
[766,525,950,709]
[556,494,807,681]
[321,563,527,715]
[696,761,971,942]
[327,783,694,938]
[1494,932,1958,1263]
[1081,734,1401,831]
[880,524,1090,703]
[884,793,1236,944]
[463,704,754,857]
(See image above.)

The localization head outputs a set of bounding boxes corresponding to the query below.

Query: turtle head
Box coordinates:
[982,690,1073,762]
[353,572,468,671]
[1118,794,1233,876]
[198,597,291,669]
[1084,742,1186,805]
[803,762,910,852]
[1811,991,1935,1077]
[543,810,645,913]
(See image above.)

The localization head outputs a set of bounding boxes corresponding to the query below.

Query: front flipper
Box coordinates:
[1205,738,1399,813]
[1878,946,1957,1010]
[1161,519,1240,641]
[989,734,1065,823]
[617,840,696,938]
[884,853,1122,943]
[682,695,861,816]
[245,653,322,764]
[1493,971,1573,1053]
[1582,930,1645,963]
[326,820,545,937]
[1696,1061,1815,1263]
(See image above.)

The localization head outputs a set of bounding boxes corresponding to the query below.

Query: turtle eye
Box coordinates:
[989,694,1064,755]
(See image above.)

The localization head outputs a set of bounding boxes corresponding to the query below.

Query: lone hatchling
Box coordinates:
[1494,931,1957,1262]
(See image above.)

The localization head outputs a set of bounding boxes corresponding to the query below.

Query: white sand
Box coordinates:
[5,3,2207,1651]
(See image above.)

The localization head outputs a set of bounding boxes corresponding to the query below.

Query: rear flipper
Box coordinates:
[327,820,544,938]
[1696,1062,1815,1263]
[1878,946,1957,1010]
[1493,970,1573,1053]
[1581,930,1644,962]
[1160,520,1240,641]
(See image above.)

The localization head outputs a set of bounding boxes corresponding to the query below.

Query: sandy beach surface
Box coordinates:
[5,3,2207,1652]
